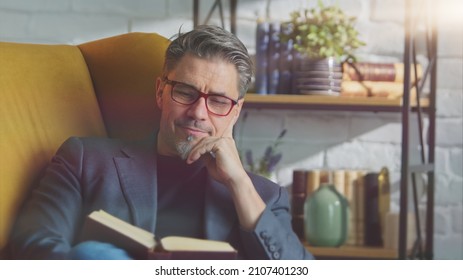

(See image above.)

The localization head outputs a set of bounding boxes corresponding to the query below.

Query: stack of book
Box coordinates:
[340,62,423,100]
[290,168,392,248]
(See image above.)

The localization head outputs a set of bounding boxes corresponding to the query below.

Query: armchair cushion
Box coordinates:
[78,33,170,140]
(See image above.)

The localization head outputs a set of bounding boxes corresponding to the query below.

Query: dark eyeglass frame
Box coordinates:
[163,77,238,117]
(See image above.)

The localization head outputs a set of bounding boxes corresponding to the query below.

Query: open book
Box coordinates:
[81,210,237,260]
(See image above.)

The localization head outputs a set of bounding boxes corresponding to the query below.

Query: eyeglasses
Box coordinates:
[163,77,238,117]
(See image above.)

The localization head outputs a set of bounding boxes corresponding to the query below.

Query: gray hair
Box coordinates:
[164,25,253,99]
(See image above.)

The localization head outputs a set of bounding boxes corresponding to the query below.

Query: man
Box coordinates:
[10,25,313,260]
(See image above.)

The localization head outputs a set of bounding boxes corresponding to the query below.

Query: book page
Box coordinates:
[160,236,235,252]
[89,210,156,249]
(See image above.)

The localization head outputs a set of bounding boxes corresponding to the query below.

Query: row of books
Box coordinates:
[254,20,423,98]
[291,168,392,248]
[255,20,293,94]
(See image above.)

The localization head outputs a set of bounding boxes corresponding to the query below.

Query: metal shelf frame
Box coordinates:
[193,0,238,34]
[399,0,437,260]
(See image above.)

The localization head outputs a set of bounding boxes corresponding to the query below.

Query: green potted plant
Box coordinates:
[280,1,365,95]
[281,1,365,61]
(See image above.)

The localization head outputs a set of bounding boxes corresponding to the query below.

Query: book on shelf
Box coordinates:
[267,21,281,94]
[363,172,383,247]
[344,170,359,246]
[340,80,418,99]
[342,62,423,83]
[333,170,346,197]
[355,170,366,246]
[291,169,307,239]
[277,22,293,94]
[306,169,321,196]
[254,19,270,94]
[291,169,324,239]
[378,167,391,243]
[81,210,237,260]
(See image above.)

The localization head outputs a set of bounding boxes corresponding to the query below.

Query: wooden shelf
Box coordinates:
[244,93,430,112]
[305,243,399,259]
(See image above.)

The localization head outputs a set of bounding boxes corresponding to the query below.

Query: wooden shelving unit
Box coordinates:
[243,92,434,260]
[192,0,441,260]
[240,0,437,260]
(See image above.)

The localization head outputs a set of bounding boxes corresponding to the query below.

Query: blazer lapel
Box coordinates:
[114,137,158,233]
[204,177,238,241]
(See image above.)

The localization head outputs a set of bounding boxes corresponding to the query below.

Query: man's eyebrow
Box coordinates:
[208,91,228,97]
[178,80,228,96]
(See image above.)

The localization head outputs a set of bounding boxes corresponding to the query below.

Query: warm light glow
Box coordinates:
[438,0,463,28]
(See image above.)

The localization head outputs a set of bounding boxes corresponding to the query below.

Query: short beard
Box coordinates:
[176,140,193,160]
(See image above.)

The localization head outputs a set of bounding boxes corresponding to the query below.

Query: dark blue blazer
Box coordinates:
[10,136,313,260]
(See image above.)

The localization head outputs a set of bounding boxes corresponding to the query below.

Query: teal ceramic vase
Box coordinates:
[304,183,349,247]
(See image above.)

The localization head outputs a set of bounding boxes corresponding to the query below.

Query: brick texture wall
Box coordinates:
[1,0,461,259]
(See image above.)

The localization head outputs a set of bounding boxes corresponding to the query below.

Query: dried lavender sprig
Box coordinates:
[267,153,282,173]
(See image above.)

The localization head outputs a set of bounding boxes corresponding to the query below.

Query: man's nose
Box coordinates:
[187,96,209,119]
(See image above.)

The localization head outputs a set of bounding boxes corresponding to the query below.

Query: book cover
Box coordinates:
[363,173,383,247]
[344,170,358,246]
[305,169,321,197]
[291,169,307,239]
[267,21,281,94]
[378,167,391,242]
[254,20,269,94]
[81,210,237,260]
[333,170,346,197]
[277,22,293,94]
[356,171,366,246]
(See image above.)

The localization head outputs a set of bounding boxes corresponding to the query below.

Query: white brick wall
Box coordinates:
[1,0,461,259]
[432,0,463,259]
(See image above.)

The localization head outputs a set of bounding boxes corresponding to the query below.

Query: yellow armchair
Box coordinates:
[0,32,170,258]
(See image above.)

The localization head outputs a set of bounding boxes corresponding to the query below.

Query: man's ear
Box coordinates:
[155,77,163,109]
[232,99,244,124]
[232,111,239,124]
